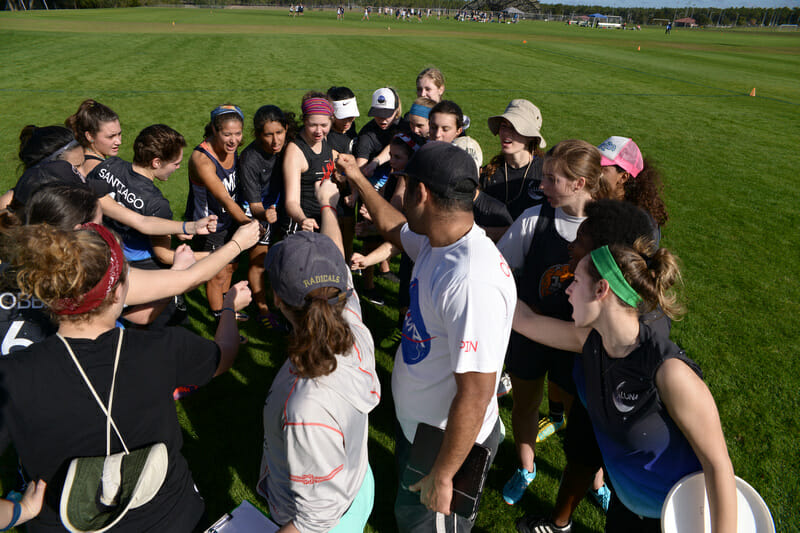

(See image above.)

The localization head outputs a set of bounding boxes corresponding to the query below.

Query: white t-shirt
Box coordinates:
[497,204,585,271]
[392,223,517,444]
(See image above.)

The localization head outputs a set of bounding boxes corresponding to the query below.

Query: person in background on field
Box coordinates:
[65,99,122,176]
[513,238,736,533]
[257,178,379,533]
[283,92,338,233]
[187,104,251,320]
[0,221,251,532]
[481,99,547,221]
[239,105,296,331]
[496,140,604,507]
[336,142,516,532]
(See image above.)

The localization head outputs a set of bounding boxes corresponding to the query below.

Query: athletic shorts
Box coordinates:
[193,227,236,258]
[563,400,603,470]
[257,220,275,247]
[505,331,576,394]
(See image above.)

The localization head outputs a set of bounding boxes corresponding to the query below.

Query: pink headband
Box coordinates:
[54,223,124,316]
[302,97,334,118]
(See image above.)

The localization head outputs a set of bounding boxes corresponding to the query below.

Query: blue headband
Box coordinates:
[211,105,244,122]
[408,104,431,119]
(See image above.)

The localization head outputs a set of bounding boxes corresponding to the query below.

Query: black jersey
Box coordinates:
[239,140,284,208]
[474,191,513,229]
[87,157,172,262]
[0,327,220,532]
[0,269,55,358]
[291,133,335,222]
[510,202,576,366]
[480,156,544,220]
[354,120,396,162]
[575,322,703,517]
[327,128,356,155]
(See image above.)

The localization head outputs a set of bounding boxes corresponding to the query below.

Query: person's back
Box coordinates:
[2,326,217,532]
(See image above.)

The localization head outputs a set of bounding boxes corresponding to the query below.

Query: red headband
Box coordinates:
[302,97,334,118]
[54,223,125,316]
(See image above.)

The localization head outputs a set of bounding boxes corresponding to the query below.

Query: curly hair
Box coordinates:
[623,158,668,227]
[3,223,127,323]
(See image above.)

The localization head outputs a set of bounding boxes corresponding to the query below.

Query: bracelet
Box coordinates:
[221,307,236,314]
[321,205,336,213]
[182,220,188,234]
[231,240,242,253]
[0,499,21,532]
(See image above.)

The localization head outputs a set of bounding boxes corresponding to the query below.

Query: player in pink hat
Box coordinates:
[597,136,668,231]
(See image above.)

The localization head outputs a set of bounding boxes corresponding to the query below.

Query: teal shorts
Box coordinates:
[330,465,375,533]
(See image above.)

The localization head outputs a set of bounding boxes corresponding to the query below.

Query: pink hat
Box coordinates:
[597,136,644,178]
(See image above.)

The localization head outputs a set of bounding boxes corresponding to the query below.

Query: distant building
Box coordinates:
[675,17,697,27]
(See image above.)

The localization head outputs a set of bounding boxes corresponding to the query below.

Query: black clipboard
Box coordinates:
[401,422,491,521]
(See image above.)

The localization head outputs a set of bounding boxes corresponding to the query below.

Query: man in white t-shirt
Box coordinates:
[336,142,516,532]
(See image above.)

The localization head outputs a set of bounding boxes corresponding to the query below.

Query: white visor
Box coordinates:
[332,97,360,119]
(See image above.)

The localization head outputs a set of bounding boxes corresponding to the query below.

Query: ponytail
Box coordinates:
[588,237,685,320]
[284,286,354,378]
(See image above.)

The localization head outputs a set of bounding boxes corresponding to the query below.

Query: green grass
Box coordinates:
[1,8,799,532]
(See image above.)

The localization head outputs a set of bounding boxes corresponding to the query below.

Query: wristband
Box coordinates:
[182,221,188,235]
[321,205,336,213]
[221,307,236,314]
[0,499,21,532]
[231,240,242,253]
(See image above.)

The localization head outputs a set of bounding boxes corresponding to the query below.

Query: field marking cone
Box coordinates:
[637,45,641,51]
[750,88,756,96]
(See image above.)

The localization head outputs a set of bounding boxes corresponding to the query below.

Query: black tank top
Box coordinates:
[292,133,335,222]
[511,202,575,359]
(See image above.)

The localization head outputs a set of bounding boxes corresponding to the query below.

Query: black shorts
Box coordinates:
[505,331,577,394]
[193,227,234,256]
[563,399,603,470]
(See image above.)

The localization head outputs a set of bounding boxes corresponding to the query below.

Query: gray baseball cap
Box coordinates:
[265,232,348,308]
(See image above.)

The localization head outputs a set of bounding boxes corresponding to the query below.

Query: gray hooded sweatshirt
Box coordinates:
[257,288,380,532]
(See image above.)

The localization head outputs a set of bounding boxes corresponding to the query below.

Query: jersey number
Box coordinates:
[2,320,33,356]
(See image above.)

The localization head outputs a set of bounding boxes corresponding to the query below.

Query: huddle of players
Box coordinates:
[0,65,736,533]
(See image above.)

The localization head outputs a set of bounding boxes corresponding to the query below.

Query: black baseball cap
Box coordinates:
[265,232,349,308]
[404,141,478,202]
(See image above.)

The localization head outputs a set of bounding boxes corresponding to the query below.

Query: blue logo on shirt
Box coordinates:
[401,279,433,364]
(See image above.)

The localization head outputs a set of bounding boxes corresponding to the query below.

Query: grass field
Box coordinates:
[1,7,798,532]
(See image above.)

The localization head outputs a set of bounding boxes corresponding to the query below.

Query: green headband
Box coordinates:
[590,245,642,308]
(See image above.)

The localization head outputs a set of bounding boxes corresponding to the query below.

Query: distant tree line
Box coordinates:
[6,0,800,27]
[538,3,799,26]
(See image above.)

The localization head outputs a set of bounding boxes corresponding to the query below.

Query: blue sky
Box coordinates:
[542,0,799,8]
